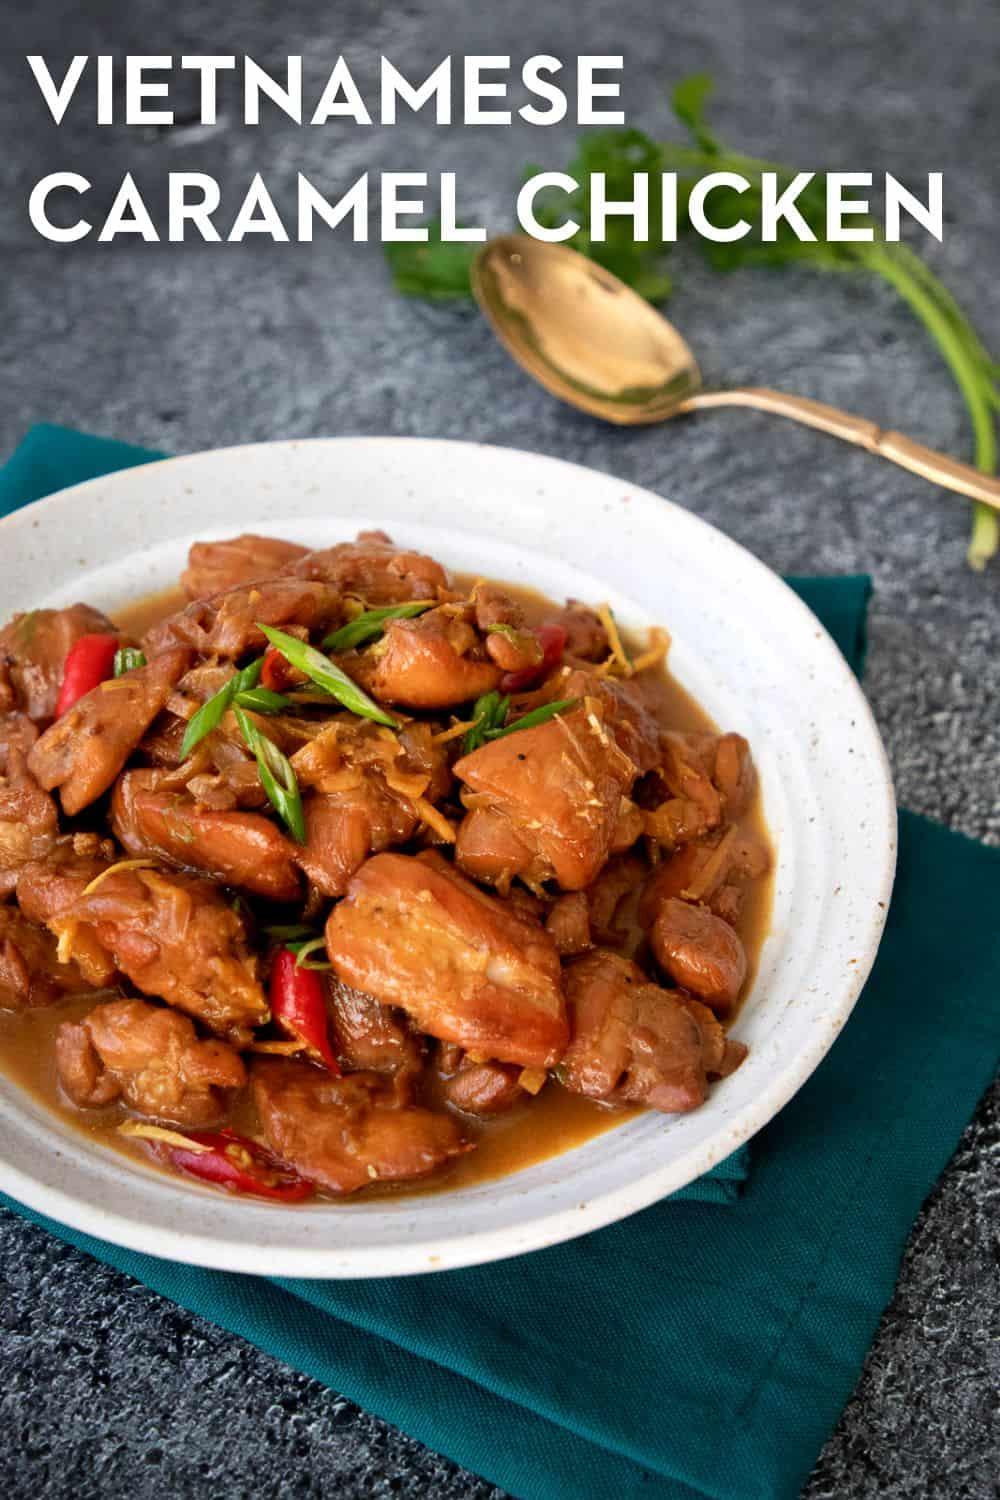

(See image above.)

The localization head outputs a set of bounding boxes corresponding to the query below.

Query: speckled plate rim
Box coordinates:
[0,436,896,1277]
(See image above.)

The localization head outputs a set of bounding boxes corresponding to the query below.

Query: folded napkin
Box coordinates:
[3,426,999,1500]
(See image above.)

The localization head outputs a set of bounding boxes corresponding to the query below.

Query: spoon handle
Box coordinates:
[679,387,1000,513]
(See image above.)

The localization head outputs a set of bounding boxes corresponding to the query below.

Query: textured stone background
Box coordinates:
[0,1,998,1495]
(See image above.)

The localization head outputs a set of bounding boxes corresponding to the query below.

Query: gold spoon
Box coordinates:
[471,234,1000,514]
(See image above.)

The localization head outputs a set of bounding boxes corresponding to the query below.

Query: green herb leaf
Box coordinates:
[113,647,147,676]
[670,74,721,156]
[462,690,511,754]
[291,936,332,971]
[322,600,435,653]
[485,698,579,740]
[180,658,263,760]
[234,686,292,714]
[385,223,479,299]
[264,923,316,942]
[257,625,398,728]
[233,705,306,844]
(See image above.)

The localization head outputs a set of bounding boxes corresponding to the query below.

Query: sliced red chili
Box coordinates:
[261,645,298,693]
[270,947,341,1073]
[55,633,120,716]
[164,1128,314,1202]
[499,623,567,694]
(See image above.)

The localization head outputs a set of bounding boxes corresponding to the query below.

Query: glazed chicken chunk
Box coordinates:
[282,529,450,603]
[0,729,59,896]
[180,533,309,599]
[0,604,117,724]
[143,578,342,659]
[454,701,638,891]
[112,768,301,900]
[28,648,191,815]
[649,897,748,1013]
[352,605,501,710]
[56,998,246,1124]
[0,905,95,1011]
[43,863,270,1044]
[560,949,744,1112]
[326,850,568,1068]
[253,1058,467,1194]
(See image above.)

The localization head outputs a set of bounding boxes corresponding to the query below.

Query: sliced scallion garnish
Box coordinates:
[484,698,579,740]
[180,657,263,759]
[322,600,435,653]
[113,647,147,676]
[257,624,398,728]
[462,690,510,754]
[233,706,306,844]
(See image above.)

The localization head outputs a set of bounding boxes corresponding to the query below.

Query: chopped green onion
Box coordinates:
[233,706,306,844]
[322,600,435,652]
[113,647,147,676]
[180,657,263,760]
[264,922,316,942]
[485,698,579,740]
[462,690,511,754]
[256,624,398,728]
[485,623,519,640]
[291,936,332,971]
[234,686,291,714]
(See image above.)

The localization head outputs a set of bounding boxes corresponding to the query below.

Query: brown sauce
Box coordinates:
[0,574,773,1200]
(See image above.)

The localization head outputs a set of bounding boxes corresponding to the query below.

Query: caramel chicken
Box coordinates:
[57,998,246,1124]
[252,1058,467,1194]
[326,851,568,1068]
[0,527,766,1204]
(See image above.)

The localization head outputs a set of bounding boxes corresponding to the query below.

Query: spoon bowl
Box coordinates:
[471,234,702,424]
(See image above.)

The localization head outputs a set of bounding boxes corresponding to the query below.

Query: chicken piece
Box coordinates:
[442,1058,525,1116]
[180,533,309,599]
[252,1058,468,1194]
[0,604,117,724]
[28,649,190,816]
[143,579,342,659]
[454,805,540,890]
[353,606,501,710]
[638,832,770,928]
[546,602,608,662]
[326,976,422,1080]
[472,583,524,632]
[291,718,450,896]
[0,906,95,1010]
[545,892,592,956]
[453,701,638,891]
[47,864,269,1043]
[297,788,417,899]
[0,743,59,896]
[326,850,568,1068]
[711,734,756,819]
[650,898,747,1013]
[0,712,39,758]
[112,769,300,900]
[587,854,645,942]
[17,844,119,985]
[283,529,450,604]
[549,668,660,774]
[641,732,755,848]
[560,949,725,1113]
[56,998,245,1124]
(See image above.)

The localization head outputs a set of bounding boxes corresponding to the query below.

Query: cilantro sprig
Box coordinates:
[384,74,1000,569]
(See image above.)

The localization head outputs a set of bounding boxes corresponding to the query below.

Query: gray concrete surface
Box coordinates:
[0,1,998,1495]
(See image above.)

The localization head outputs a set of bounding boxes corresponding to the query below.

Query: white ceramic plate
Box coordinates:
[0,437,896,1276]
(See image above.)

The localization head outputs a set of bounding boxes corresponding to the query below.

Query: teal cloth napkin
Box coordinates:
[3,425,999,1500]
